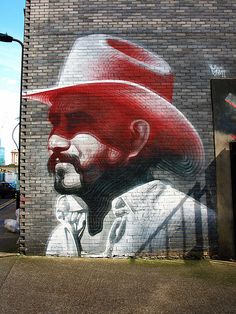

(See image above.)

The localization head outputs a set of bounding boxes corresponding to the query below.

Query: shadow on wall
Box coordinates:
[135,162,218,259]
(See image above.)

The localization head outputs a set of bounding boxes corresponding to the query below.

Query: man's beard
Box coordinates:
[47,152,115,236]
[48,152,85,195]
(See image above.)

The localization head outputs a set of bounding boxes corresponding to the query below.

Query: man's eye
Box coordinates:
[49,114,60,126]
[66,112,95,124]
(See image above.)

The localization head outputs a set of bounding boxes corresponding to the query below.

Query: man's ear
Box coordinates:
[128,119,150,158]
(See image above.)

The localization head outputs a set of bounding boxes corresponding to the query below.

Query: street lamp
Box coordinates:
[0,33,23,208]
[0,33,23,48]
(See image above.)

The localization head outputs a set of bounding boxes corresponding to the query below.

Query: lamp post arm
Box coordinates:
[12,122,19,151]
[12,38,24,49]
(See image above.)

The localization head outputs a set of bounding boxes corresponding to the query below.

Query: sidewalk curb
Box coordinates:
[0,253,20,258]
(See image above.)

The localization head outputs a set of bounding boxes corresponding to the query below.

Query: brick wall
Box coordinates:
[20,0,236,257]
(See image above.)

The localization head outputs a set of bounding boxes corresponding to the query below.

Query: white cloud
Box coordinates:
[7,79,17,85]
[0,46,21,74]
[0,78,17,86]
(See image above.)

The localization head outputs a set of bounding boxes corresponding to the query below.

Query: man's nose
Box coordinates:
[48,134,70,153]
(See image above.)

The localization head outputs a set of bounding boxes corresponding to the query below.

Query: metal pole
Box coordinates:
[12,122,19,151]
[12,38,23,209]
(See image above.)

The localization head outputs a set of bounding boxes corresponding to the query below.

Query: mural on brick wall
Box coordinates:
[24,34,217,257]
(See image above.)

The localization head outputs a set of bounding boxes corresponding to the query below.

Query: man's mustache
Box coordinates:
[47,152,81,174]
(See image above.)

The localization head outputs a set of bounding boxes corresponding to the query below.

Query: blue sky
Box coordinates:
[0,0,25,164]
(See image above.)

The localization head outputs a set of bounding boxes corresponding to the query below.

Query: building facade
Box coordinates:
[11,149,19,166]
[20,0,236,258]
[0,139,5,166]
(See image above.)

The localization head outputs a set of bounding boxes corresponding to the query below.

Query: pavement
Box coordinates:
[0,199,235,313]
[0,255,235,314]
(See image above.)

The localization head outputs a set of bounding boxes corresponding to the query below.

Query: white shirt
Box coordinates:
[46,180,216,257]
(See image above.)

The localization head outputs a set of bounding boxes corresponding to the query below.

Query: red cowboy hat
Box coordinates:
[23,35,204,177]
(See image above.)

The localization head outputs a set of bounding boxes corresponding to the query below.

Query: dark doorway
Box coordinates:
[211,79,236,259]
[230,141,236,253]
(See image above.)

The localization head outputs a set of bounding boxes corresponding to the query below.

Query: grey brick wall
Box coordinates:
[20,0,236,256]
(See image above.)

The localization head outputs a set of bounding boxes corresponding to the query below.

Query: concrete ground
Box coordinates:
[0,256,235,314]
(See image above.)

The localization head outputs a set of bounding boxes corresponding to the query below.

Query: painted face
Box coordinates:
[48,133,123,185]
[47,105,128,192]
